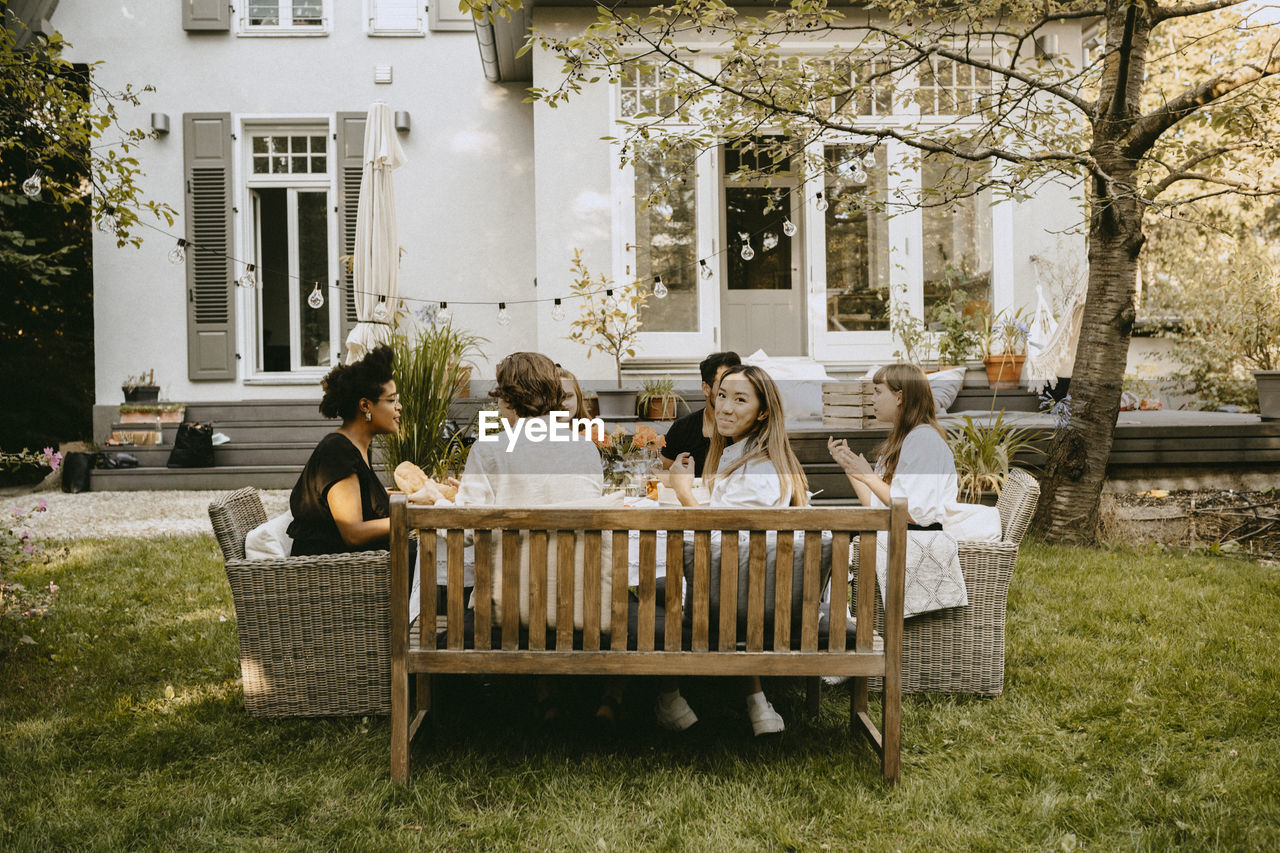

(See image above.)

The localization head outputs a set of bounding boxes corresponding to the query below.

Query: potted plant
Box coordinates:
[977,308,1029,389]
[930,292,977,371]
[565,249,648,417]
[378,323,485,480]
[122,370,160,403]
[637,375,683,420]
[890,290,932,366]
[947,410,1036,503]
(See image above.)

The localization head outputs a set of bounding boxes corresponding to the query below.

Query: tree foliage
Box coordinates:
[516,0,1280,543]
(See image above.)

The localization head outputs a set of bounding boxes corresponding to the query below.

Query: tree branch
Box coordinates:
[1153,0,1250,23]
[1125,44,1280,157]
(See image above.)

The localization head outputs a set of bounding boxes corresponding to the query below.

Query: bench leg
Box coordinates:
[391,655,410,784]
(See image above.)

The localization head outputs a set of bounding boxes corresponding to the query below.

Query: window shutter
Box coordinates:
[336,112,366,349]
[183,113,236,381]
[371,0,423,34]
[183,0,231,31]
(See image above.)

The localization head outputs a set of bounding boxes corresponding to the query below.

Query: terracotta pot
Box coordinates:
[644,396,678,420]
[982,354,1026,389]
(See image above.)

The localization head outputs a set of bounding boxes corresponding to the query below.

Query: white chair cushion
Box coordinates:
[244,511,293,560]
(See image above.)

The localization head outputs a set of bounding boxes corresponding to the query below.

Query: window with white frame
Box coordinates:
[921,151,992,320]
[917,56,991,116]
[368,0,425,35]
[243,0,328,34]
[250,133,328,175]
[814,56,896,118]
[824,143,891,331]
[619,61,694,120]
[633,142,699,333]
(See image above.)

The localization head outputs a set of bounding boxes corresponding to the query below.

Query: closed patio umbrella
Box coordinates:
[345,100,406,364]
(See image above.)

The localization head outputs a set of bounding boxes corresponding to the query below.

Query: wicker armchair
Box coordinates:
[851,468,1040,696]
[209,487,392,717]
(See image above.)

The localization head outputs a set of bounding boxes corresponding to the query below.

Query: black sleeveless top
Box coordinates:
[287,432,389,556]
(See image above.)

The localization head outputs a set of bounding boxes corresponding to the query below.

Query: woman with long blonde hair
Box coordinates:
[666,363,807,736]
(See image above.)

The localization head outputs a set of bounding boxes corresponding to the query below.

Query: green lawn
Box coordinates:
[2,536,1278,851]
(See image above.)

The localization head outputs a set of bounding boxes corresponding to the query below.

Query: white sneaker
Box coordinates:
[655,690,698,732]
[822,675,849,687]
[746,691,784,736]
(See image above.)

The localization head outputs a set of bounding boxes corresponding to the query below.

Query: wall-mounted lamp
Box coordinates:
[1035,34,1060,59]
[394,111,411,133]
[151,112,170,135]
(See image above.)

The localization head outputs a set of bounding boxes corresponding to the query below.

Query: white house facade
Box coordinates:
[55,1,1087,418]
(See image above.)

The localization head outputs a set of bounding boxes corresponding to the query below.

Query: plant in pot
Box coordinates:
[377,323,485,481]
[890,291,932,367]
[565,248,648,417]
[947,410,1036,503]
[930,291,977,372]
[977,308,1029,389]
[122,370,160,403]
[637,375,683,420]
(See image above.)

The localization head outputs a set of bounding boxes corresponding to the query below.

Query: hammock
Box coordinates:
[1024,283,1086,392]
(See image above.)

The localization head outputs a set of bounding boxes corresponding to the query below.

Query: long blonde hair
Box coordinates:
[704,364,808,506]
[556,365,590,420]
[873,363,945,484]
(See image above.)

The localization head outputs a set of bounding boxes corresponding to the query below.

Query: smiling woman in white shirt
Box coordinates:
[665,363,809,737]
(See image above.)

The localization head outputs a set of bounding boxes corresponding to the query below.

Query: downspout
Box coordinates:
[474,14,501,83]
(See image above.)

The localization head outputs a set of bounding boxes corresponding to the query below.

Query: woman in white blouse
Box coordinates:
[665,364,809,736]
[827,363,1000,540]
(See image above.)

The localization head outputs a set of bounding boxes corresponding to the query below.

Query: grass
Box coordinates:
[2,535,1279,851]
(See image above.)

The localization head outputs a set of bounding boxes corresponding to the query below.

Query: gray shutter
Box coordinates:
[183,113,236,380]
[183,0,231,31]
[336,112,366,347]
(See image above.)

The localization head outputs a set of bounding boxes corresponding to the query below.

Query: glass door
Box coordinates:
[253,187,332,372]
[721,182,804,356]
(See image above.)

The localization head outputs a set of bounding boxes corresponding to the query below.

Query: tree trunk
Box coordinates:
[1031,160,1145,545]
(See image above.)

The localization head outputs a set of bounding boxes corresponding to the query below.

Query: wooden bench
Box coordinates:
[389,497,909,785]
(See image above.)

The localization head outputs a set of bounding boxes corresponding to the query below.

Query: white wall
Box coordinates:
[58,2,535,403]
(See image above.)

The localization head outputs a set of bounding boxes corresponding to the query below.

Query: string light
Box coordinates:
[496,302,511,326]
[167,238,187,264]
[97,204,117,234]
[862,149,877,170]
[699,259,714,280]
[436,301,451,325]
[852,166,868,184]
[372,296,390,323]
[815,192,829,212]
[783,218,797,237]
[237,264,257,289]
[652,275,668,299]
[22,170,41,199]
[551,298,565,321]
[739,231,754,261]
[307,282,324,309]
[761,232,778,253]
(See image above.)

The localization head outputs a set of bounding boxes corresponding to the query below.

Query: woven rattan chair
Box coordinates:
[209,487,392,717]
[851,468,1040,695]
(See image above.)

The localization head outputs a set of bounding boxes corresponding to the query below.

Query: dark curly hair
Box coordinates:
[491,352,564,418]
[318,344,395,421]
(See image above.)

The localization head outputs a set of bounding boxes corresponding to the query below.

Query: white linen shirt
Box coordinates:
[872,424,1001,541]
[709,440,791,508]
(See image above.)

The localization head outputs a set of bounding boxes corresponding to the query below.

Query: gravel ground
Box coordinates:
[11,490,292,540]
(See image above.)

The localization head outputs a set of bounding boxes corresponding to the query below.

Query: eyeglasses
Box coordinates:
[377,395,400,405]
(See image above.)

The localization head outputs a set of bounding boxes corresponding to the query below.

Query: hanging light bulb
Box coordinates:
[852,166,868,184]
[653,275,668,299]
[372,297,390,323]
[739,231,754,261]
[815,192,829,212]
[496,302,512,327]
[238,264,257,289]
[22,170,42,199]
[862,149,877,170]
[782,218,797,237]
[761,232,778,253]
[699,259,714,280]
[168,238,188,264]
[307,282,325,309]
[97,204,117,235]
[436,301,452,325]
[551,298,566,321]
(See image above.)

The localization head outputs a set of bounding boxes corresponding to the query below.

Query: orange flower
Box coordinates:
[633,424,666,450]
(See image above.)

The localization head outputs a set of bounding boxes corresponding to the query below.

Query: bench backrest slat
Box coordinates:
[691,530,711,652]
[474,531,493,643]
[745,531,767,652]
[421,528,437,650]
[529,530,548,650]
[801,531,822,652]
[719,531,739,651]
[402,506,892,532]
[636,530,657,651]
[501,530,520,650]
[447,529,466,650]
[610,530,629,651]
[582,531,602,651]
[556,531,575,650]
[665,532,683,651]
[772,532,794,651]
[828,532,851,651]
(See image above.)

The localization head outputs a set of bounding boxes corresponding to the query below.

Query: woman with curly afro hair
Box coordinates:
[288,345,442,555]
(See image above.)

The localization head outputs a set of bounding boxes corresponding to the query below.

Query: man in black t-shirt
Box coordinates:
[660,351,741,477]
